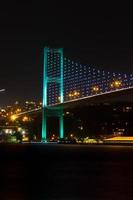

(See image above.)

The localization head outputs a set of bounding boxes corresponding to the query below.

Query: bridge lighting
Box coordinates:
[115,80,122,87]
[92,86,100,92]
[68,91,80,98]
[110,80,122,89]
[74,91,78,95]
[68,93,72,97]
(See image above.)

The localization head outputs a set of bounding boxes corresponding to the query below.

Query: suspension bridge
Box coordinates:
[42,47,133,141]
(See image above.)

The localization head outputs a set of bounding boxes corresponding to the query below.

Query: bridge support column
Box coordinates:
[42,107,47,141]
[42,47,64,141]
[59,109,64,139]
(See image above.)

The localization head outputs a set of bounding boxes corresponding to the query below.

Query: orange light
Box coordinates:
[105,136,133,141]
[16,108,21,113]
[22,116,29,122]
[10,115,18,121]
[22,135,29,142]
[92,86,99,92]
[69,91,80,98]
[110,80,122,88]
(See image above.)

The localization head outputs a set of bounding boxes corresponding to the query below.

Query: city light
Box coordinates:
[22,135,29,142]
[22,116,29,122]
[66,111,70,115]
[10,114,18,121]
[70,134,74,137]
[16,108,21,113]
[17,127,22,132]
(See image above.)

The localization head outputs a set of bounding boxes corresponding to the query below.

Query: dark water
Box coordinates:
[0,144,133,200]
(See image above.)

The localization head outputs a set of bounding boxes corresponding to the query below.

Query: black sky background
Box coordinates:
[0,2,133,105]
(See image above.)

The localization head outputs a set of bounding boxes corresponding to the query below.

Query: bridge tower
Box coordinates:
[42,47,64,141]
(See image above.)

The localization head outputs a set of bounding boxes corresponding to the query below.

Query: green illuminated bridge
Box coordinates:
[42,47,133,141]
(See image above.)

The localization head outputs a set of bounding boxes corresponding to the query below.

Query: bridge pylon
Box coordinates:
[42,47,64,141]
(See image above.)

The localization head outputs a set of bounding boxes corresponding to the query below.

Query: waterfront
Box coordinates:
[0,144,133,199]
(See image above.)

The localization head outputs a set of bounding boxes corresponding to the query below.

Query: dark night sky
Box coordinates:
[0,2,133,105]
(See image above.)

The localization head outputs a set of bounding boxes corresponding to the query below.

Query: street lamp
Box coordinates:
[110,80,122,89]
[10,115,18,121]
[92,86,100,93]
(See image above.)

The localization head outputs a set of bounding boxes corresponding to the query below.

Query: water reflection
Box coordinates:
[0,144,133,199]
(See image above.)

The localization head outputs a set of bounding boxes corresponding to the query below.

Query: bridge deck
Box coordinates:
[47,87,133,109]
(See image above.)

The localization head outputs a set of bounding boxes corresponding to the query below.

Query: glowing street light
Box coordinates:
[22,116,29,122]
[10,115,18,121]
[16,108,21,113]
[92,86,100,93]
[110,80,122,89]
[68,91,80,98]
